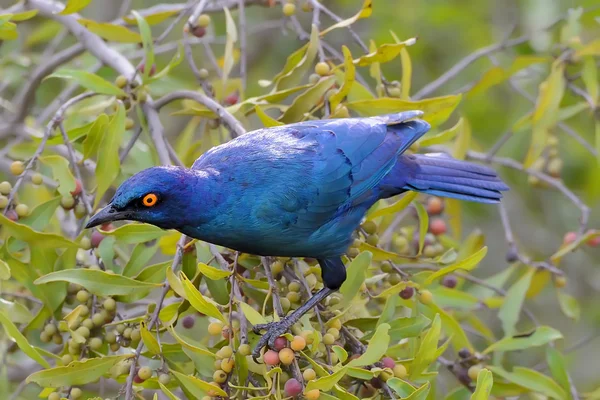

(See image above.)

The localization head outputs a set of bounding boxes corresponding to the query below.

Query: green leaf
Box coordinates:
[339,251,371,306]
[582,57,598,107]
[330,46,356,110]
[410,314,441,378]
[425,246,487,285]
[414,202,428,255]
[10,9,39,21]
[46,69,126,96]
[426,302,473,352]
[167,324,215,358]
[122,242,158,277]
[348,323,390,367]
[0,299,32,323]
[140,321,161,355]
[280,75,336,123]
[58,0,92,15]
[26,355,131,387]
[320,0,372,36]
[275,24,320,90]
[488,366,568,400]
[400,48,412,99]
[171,370,227,398]
[82,114,109,160]
[367,192,417,220]
[332,345,348,363]
[354,38,416,66]
[18,196,61,232]
[404,382,431,400]
[180,272,226,323]
[471,369,493,400]
[419,117,462,147]
[546,347,571,397]
[386,377,417,397]
[131,11,154,82]
[238,301,267,326]
[159,382,182,400]
[574,38,600,57]
[305,366,349,392]
[197,262,231,280]
[0,213,79,248]
[99,223,167,244]
[148,45,183,83]
[557,290,580,320]
[453,117,470,161]
[34,269,162,296]
[499,267,535,337]
[0,311,50,368]
[94,103,126,207]
[77,19,142,43]
[222,7,238,85]
[483,326,562,354]
[39,156,76,197]
[346,94,461,129]
[0,259,10,280]
[468,56,548,97]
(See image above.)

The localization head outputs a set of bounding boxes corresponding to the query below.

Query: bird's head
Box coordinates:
[85,166,198,230]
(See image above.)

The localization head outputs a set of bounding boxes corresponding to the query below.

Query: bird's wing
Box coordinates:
[289,111,430,230]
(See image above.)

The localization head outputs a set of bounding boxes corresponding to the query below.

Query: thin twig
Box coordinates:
[238,0,248,91]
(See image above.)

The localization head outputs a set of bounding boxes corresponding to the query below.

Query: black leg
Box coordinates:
[251,257,347,360]
[252,287,334,360]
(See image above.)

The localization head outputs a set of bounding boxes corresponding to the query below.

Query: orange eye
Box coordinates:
[142,193,158,207]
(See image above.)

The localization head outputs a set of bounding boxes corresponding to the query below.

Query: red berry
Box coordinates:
[426,196,444,215]
[191,26,206,38]
[101,223,114,232]
[70,180,82,197]
[133,374,144,383]
[563,231,577,245]
[90,231,104,248]
[225,93,239,105]
[6,210,18,221]
[263,350,280,365]
[182,316,195,329]
[399,287,414,299]
[273,336,287,351]
[442,275,457,288]
[381,357,395,369]
[284,378,303,397]
[587,235,600,247]
[429,218,447,236]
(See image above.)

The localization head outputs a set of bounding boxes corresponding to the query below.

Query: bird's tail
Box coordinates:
[384,152,509,203]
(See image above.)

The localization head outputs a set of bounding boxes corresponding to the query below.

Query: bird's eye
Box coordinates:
[142,193,158,207]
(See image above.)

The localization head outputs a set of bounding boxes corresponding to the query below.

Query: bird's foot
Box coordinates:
[252,318,295,361]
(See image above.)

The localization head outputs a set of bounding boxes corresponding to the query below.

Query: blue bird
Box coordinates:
[86,111,508,356]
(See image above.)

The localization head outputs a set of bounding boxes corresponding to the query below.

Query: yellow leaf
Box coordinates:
[123,10,179,25]
[197,262,231,280]
[419,117,462,147]
[77,19,142,43]
[166,267,186,298]
[330,46,355,110]
[58,0,92,15]
[354,38,416,67]
[255,106,283,127]
[171,370,227,397]
[320,0,372,37]
[167,325,216,357]
[63,305,87,330]
[238,301,267,325]
[574,39,600,58]
[140,321,161,355]
[453,118,470,160]
[222,7,238,84]
[367,192,417,220]
[424,246,488,285]
[180,272,227,323]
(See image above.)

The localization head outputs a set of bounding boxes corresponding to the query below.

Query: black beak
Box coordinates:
[85,204,127,229]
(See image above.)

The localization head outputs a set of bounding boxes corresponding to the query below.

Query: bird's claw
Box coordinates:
[251,319,293,361]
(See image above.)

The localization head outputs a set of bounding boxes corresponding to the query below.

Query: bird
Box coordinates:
[85,110,508,358]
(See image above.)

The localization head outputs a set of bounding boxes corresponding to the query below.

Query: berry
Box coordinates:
[399,286,414,299]
[80,237,92,250]
[315,62,330,76]
[158,373,171,385]
[221,357,235,373]
[323,333,335,345]
[264,350,280,365]
[110,343,120,352]
[133,374,144,383]
[225,93,239,106]
[0,195,7,209]
[70,388,83,399]
[547,158,563,177]
[76,290,89,303]
[279,348,295,365]
[283,3,296,16]
[89,337,103,350]
[284,378,303,397]
[123,327,132,339]
[208,321,223,335]
[115,75,128,88]
[587,235,600,247]
[238,344,251,356]
[197,14,211,27]
[468,365,482,381]
[393,364,408,378]
[44,323,57,336]
[458,348,471,358]
[191,26,206,38]
[554,275,567,288]
[199,68,209,79]
[288,281,301,292]
[273,336,288,351]
[31,173,43,185]
[213,369,227,383]
[442,275,458,288]
[70,180,82,197]
[366,234,379,246]
[419,290,433,305]
[62,354,73,365]
[106,331,117,344]
[303,368,316,381]
[563,231,577,245]
[182,315,195,329]
[82,318,94,330]
[130,328,141,342]
[90,231,104,248]
[429,218,447,235]
[138,366,153,381]
[308,73,320,84]
[221,325,232,339]
[125,118,135,130]
[103,297,116,311]
[426,196,444,215]
[10,161,24,176]
[76,326,90,338]
[60,195,75,210]
[0,181,12,195]
[328,319,342,330]
[305,389,320,400]
[219,345,233,359]
[326,328,340,339]
[290,335,306,351]
[48,393,60,400]
[40,331,51,343]
[287,291,301,303]
[138,63,156,76]
[388,87,402,97]
[15,203,29,217]
[381,357,395,369]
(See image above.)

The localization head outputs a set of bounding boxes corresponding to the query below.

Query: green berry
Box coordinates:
[361,220,378,235]
[89,337,103,350]
[0,181,12,195]
[82,318,94,330]
[15,203,30,217]
[115,75,128,88]
[76,290,89,303]
[61,354,73,365]
[76,326,90,338]
[48,393,61,400]
[31,173,44,185]
[130,328,141,342]
[105,331,117,344]
[70,387,83,399]
[0,195,7,209]
[197,14,211,27]
[138,366,153,380]
[199,68,209,79]
[158,373,171,385]
[104,297,116,311]
[10,161,25,176]
[44,323,57,336]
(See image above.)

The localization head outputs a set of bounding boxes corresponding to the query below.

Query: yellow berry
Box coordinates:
[326,328,340,339]
[197,14,211,27]
[304,389,321,400]
[419,290,433,305]
[361,220,378,235]
[0,181,12,195]
[213,369,227,383]
[219,345,233,359]
[221,357,235,373]
[323,333,335,345]
[10,161,25,176]
[327,319,341,330]
[138,366,153,380]
[76,290,89,303]
[15,203,29,217]
[70,388,82,399]
[208,321,224,335]
[468,365,483,381]
[286,291,301,303]
[554,275,567,288]
[315,62,330,76]
[48,393,60,400]
[125,118,135,130]
[288,281,301,292]
[303,368,316,381]
[238,343,251,356]
[283,3,296,16]
[393,364,408,378]
[199,68,209,79]
[279,348,295,365]
[31,173,43,185]
[115,75,128,88]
